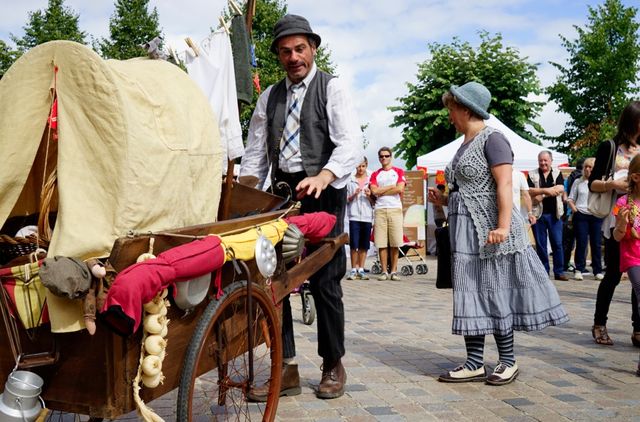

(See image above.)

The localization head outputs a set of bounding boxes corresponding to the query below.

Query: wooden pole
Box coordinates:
[220,0,257,221]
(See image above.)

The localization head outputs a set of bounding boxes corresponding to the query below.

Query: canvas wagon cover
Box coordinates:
[0,41,223,331]
[0,40,223,258]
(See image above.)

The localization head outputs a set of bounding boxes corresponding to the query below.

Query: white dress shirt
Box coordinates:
[240,63,363,190]
[568,178,591,215]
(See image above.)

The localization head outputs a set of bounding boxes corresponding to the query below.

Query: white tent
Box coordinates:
[416,115,569,172]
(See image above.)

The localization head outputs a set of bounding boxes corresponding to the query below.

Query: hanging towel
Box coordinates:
[185,31,245,162]
[230,15,254,104]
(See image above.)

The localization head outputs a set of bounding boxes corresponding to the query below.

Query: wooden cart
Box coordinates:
[0,182,347,421]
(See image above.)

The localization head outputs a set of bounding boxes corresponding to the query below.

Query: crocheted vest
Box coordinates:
[445,127,529,258]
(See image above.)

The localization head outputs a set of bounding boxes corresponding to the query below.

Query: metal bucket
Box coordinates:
[0,370,44,422]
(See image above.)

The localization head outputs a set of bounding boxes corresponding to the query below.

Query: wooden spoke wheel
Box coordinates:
[177,280,282,421]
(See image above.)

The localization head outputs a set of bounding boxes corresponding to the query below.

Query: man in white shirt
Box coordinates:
[240,14,362,400]
[370,147,406,281]
[512,168,536,225]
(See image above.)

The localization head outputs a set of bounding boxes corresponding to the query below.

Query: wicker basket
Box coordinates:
[0,234,49,266]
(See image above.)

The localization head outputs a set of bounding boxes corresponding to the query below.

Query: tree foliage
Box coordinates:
[0,40,19,79]
[239,0,335,135]
[547,0,640,160]
[11,0,86,52]
[95,0,163,59]
[389,32,543,169]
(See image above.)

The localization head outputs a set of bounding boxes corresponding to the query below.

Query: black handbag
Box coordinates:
[434,225,452,289]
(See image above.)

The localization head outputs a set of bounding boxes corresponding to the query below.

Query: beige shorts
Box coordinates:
[374,208,403,248]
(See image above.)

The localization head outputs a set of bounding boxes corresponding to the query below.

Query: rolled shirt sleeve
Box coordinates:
[324,77,364,188]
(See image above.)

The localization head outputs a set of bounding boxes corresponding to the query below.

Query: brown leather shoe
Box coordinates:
[632,331,640,348]
[316,358,346,399]
[246,362,301,402]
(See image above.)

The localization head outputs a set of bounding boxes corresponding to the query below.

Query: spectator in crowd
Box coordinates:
[563,158,585,273]
[567,158,603,281]
[528,151,568,281]
[512,168,536,226]
[370,147,406,281]
[430,81,568,386]
[589,101,640,346]
[611,154,640,374]
[240,14,362,399]
[346,158,374,280]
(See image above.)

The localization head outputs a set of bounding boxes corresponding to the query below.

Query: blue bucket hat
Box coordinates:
[449,81,491,120]
[270,14,321,54]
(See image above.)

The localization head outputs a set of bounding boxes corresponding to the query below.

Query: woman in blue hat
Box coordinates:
[428,81,569,385]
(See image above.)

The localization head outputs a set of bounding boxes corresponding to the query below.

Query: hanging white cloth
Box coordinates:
[185,30,245,164]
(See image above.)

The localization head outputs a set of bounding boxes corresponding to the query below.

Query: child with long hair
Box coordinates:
[612,154,640,374]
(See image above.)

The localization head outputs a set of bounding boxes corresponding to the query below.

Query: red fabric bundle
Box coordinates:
[101,236,225,336]
[285,212,336,243]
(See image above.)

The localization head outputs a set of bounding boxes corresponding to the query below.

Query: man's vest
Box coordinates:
[266,70,334,187]
[528,167,564,219]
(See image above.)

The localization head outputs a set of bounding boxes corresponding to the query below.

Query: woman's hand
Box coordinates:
[615,206,630,228]
[428,187,447,206]
[486,227,509,244]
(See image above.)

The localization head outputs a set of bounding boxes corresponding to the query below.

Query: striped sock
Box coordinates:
[494,332,515,367]
[463,335,485,371]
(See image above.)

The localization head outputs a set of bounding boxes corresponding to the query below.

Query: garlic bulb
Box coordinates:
[143,298,164,314]
[160,323,168,338]
[141,355,162,377]
[144,335,167,356]
[141,372,164,389]
[136,253,156,263]
[143,314,167,335]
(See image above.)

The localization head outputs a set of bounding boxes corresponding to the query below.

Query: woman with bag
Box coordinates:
[428,81,568,386]
[566,158,604,281]
[588,101,640,346]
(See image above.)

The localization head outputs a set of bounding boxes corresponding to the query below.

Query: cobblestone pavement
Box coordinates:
[62,255,640,421]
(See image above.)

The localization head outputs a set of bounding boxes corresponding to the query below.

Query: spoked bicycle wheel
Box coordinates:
[177,280,282,421]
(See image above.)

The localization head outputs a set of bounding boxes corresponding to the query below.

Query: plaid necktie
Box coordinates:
[280,83,303,160]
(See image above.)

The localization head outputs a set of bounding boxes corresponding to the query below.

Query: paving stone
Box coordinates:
[503,398,535,407]
[553,394,586,403]
[365,406,397,415]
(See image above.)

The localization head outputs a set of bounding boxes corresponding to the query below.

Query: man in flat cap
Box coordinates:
[241,14,362,400]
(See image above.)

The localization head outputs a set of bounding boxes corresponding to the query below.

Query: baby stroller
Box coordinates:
[370,234,429,276]
[292,281,315,325]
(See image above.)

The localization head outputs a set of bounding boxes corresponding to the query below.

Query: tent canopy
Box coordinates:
[416,115,569,173]
[0,41,223,260]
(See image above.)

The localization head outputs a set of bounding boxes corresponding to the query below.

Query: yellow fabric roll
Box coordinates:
[220,220,288,262]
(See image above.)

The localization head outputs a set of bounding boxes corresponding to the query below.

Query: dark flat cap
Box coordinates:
[270,14,321,53]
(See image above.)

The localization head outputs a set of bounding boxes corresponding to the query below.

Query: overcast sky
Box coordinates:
[2,0,636,168]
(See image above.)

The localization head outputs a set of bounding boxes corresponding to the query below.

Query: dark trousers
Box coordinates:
[573,212,603,274]
[532,213,564,277]
[594,229,640,330]
[276,170,346,362]
[563,217,575,271]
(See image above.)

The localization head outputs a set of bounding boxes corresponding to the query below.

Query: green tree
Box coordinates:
[11,0,86,52]
[0,40,19,78]
[547,0,640,159]
[239,0,335,135]
[389,32,543,169]
[95,0,163,59]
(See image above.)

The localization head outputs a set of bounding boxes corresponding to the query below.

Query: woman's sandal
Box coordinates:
[592,325,614,345]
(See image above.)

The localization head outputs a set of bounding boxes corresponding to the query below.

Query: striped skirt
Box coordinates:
[448,192,569,336]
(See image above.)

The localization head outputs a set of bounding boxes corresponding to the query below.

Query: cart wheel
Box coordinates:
[416,264,425,275]
[420,264,429,275]
[301,288,315,325]
[177,280,282,421]
[401,265,412,276]
[371,262,382,275]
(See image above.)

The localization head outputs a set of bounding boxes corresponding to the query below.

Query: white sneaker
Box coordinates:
[377,272,389,281]
[595,273,605,281]
[486,361,519,386]
[357,269,369,280]
[574,272,583,281]
[346,269,357,280]
[438,365,486,383]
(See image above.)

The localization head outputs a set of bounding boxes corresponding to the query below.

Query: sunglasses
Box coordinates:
[379,154,391,158]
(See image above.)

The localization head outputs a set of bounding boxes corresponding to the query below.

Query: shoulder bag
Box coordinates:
[587,139,616,218]
[434,223,452,289]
